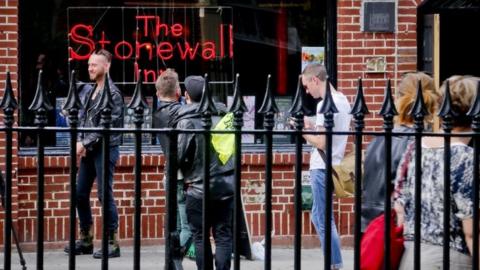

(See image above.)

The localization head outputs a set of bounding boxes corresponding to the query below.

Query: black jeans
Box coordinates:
[77,146,120,233]
[186,195,233,270]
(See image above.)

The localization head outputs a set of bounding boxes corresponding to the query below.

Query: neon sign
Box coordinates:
[69,13,234,82]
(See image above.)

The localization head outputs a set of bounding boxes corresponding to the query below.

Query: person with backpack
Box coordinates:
[301,63,352,269]
[172,75,234,270]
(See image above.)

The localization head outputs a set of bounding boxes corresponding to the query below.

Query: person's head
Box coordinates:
[184,75,205,104]
[439,75,479,130]
[395,72,440,126]
[301,63,328,99]
[155,68,180,101]
[88,49,112,82]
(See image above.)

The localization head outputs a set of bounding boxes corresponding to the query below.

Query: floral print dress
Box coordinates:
[394,142,474,254]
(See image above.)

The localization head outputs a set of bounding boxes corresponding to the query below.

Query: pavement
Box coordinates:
[1,246,354,270]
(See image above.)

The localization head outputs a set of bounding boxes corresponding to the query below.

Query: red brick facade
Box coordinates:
[338,0,421,133]
[0,0,20,247]
[0,0,423,249]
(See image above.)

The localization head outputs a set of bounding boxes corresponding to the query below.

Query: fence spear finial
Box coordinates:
[350,78,369,116]
[229,73,247,114]
[128,70,149,126]
[197,73,218,115]
[259,74,279,115]
[63,70,83,112]
[319,77,339,115]
[0,71,18,127]
[379,78,398,117]
[288,75,307,116]
[409,79,429,118]
[97,73,114,127]
[0,71,18,111]
[28,70,54,126]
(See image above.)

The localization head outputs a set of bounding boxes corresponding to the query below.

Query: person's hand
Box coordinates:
[76,142,86,157]
[304,117,315,130]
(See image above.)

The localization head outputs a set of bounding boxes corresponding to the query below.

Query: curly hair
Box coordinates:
[395,72,441,126]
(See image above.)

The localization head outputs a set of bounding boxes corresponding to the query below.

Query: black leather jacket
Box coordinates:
[361,125,413,231]
[79,79,124,150]
[152,100,181,154]
[172,103,234,200]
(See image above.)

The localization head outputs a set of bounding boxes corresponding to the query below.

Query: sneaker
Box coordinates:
[64,239,93,255]
[92,242,121,259]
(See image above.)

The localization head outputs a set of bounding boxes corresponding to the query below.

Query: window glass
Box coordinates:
[19,0,326,146]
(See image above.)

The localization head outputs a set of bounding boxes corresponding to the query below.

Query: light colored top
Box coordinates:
[309,91,352,170]
[394,142,474,254]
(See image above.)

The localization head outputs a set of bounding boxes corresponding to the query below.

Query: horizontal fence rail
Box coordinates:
[1,70,480,270]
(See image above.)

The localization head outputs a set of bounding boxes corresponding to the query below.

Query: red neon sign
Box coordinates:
[69,16,234,62]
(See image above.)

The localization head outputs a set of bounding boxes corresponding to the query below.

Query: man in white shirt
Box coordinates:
[301,63,351,269]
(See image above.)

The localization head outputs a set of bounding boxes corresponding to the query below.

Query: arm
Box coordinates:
[461,217,480,261]
[394,201,406,227]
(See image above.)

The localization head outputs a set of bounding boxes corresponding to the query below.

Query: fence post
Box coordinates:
[410,80,428,270]
[350,78,369,270]
[63,70,83,270]
[289,75,307,270]
[127,73,148,270]
[28,69,54,270]
[97,74,114,270]
[229,74,247,270]
[197,74,217,270]
[0,71,18,270]
[438,79,454,270]
[379,79,398,270]
[318,78,339,270]
[259,74,278,270]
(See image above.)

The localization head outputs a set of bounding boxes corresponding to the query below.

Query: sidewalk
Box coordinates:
[2,246,354,270]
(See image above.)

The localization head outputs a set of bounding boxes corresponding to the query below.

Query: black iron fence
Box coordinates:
[1,69,480,270]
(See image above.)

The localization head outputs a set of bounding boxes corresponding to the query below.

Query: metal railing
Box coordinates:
[1,69,480,270]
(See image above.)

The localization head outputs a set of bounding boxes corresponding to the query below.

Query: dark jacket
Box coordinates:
[79,79,124,149]
[361,125,413,231]
[153,100,182,154]
[172,103,234,200]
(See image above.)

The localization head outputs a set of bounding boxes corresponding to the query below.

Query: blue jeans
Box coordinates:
[77,146,120,233]
[310,169,343,269]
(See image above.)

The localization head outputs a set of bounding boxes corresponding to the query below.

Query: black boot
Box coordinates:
[93,231,120,259]
[64,228,93,255]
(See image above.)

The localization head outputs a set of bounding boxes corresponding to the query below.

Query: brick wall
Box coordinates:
[0,0,19,245]
[337,0,421,133]
[14,152,354,249]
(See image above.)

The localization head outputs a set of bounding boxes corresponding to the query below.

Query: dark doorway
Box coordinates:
[418,1,480,82]
[440,10,480,81]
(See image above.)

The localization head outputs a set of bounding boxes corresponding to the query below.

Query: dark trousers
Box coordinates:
[186,195,233,270]
[77,146,120,233]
